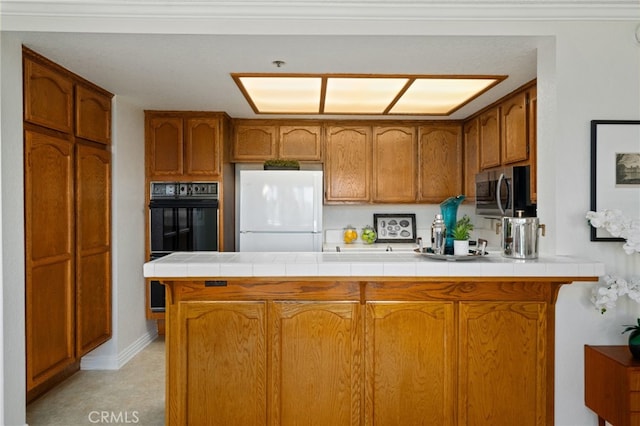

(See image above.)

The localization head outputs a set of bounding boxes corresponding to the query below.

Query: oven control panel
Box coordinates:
[151,182,219,199]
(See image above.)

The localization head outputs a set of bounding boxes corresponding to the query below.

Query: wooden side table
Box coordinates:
[585,345,640,426]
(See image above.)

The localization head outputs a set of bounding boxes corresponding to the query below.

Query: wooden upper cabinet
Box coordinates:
[479,107,501,170]
[279,125,322,161]
[75,144,112,356]
[372,126,417,203]
[147,116,184,177]
[463,118,480,202]
[324,125,372,203]
[528,87,538,202]
[365,302,455,426]
[23,56,74,134]
[501,90,528,165]
[185,118,221,177]
[417,124,463,203]
[146,113,226,179]
[75,85,112,145]
[232,124,277,161]
[232,122,322,162]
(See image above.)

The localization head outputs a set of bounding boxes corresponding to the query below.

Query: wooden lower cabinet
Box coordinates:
[365,302,455,425]
[459,302,547,426]
[174,301,267,425]
[165,279,558,425]
[272,302,361,426]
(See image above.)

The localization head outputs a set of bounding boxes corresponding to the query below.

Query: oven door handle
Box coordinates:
[149,199,219,209]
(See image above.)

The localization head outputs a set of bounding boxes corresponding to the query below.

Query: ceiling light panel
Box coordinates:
[324,77,409,114]
[238,76,321,113]
[390,78,499,114]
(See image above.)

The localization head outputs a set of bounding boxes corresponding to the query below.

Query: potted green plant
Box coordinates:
[452,214,474,256]
[263,159,300,170]
[622,318,640,359]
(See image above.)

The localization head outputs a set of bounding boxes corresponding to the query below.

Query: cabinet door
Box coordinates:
[171,301,267,426]
[459,302,547,426]
[324,126,372,202]
[463,118,480,202]
[147,116,184,177]
[185,118,221,177]
[232,124,277,161]
[365,302,455,426]
[372,126,417,202]
[479,108,501,170]
[501,91,529,164]
[23,57,74,133]
[24,130,76,391]
[76,144,111,356]
[528,88,537,202]
[270,302,361,426]
[417,124,462,203]
[279,125,322,161]
[75,84,112,145]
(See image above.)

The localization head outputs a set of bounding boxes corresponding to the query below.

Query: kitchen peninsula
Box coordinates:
[144,251,603,426]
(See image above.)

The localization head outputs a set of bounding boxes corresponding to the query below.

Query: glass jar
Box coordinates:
[343,225,358,244]
[361,225,377,244]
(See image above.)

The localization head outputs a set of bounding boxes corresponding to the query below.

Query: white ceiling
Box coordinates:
[8,1,636,120]
[17,32,539,120]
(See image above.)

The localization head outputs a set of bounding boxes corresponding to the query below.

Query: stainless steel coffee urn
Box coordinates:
[496,211,546,259]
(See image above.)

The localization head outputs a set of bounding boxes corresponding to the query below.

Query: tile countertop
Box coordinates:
[143,251,605,279]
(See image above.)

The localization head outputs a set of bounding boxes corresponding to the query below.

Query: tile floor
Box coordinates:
[27,337,165,426]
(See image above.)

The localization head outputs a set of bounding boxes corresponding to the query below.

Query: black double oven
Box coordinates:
[149,181,219,312]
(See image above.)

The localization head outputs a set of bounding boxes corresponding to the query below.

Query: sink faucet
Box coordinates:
[386,245,392,252]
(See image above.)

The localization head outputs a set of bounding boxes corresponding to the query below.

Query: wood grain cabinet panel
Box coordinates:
[23,56,74,134]
[24,130,76,391]
[75,84,112,145]
[271,302,361,426]
[75,144,112,356]
[279,125,322,161]
[417,124,463,203]
[185,118,222,177]
[324,125,372,202]
[24,48,113,401]
[232,124,278,161]
[501,90,529,165]
[479,107,501,170]
[463,118,480,202]
[372,126,417,203]
[365,302,455,426]
[585,345,640,426]
[147,116,184,177]
[459,302,547,426]
[172,301,267,426]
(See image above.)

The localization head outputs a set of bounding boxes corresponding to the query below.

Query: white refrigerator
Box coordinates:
[238,170,323,252]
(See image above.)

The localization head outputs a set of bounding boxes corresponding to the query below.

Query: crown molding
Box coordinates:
[2,1,639,33]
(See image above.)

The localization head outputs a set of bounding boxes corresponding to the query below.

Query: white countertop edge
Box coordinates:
[143,252,605,279]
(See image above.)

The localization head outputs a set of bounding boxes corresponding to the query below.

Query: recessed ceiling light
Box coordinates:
[232,73,506,116]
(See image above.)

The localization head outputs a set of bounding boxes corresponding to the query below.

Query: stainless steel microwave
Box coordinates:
[475,165,536,218]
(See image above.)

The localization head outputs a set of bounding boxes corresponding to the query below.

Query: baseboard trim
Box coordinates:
[80,330,159,370]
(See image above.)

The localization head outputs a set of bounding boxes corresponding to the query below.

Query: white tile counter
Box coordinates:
[143,251,605,279]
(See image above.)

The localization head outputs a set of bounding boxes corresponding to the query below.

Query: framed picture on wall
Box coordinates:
[590,120,640,241]
[373,213,417,243]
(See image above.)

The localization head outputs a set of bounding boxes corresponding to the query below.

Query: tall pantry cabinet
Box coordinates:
[23,47,113,402]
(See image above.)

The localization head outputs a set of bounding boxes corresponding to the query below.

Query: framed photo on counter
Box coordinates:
[373,213,417,243]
